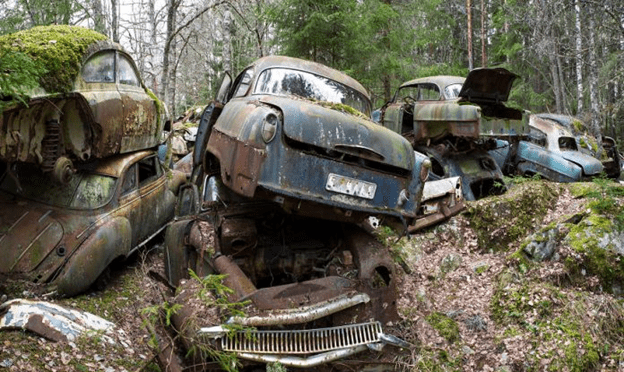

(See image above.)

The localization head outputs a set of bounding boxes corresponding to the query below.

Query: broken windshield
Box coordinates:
[0,163,116,209]
[254,67,371,115]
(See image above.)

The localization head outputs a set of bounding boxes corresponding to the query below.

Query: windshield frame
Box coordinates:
[252,67,372,116]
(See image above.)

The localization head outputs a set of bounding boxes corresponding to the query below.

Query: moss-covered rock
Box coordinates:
[425,312,460,343]
[465,181,560,252]
[0,25,108,94]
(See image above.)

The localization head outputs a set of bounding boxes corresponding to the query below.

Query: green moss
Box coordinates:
[425,312,460,343]
[146,87,166,130]
[466,181,559,252]
[309,99,367,118]
[0,25,107,94]
[572,119,585,133]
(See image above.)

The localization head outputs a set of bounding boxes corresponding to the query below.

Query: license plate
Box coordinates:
[326,173,376,200]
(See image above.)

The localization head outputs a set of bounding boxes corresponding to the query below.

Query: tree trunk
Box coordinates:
[467,0,473,70]
[587,4,602,156]
[111,0,119,42]
[574,0,583,114]
[91,0,106,34]
[480,0,486,67]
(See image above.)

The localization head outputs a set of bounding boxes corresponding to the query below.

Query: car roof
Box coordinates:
[89,150,154,178]
[399,76,465,90]
[246,55,370,100]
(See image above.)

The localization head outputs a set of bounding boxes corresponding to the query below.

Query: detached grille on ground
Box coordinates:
[221,321,383,355]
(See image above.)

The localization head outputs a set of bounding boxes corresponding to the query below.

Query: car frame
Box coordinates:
[0,150,185,296]
[0,25,168,184]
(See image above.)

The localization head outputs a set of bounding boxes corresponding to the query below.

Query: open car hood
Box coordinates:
[459,68,519,104]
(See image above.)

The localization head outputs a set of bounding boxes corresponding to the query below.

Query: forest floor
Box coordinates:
[1,178,623,372]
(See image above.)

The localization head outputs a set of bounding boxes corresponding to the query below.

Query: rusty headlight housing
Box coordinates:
[261,113,279,143]
[420,158,431,182]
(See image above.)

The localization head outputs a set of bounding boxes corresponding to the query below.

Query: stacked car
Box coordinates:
[160,56,432,370]
[0,25,185,296]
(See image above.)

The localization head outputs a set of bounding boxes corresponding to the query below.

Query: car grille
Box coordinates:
[221,321,383,355]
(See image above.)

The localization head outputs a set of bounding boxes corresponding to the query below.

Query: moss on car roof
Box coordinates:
[0,25,108,94]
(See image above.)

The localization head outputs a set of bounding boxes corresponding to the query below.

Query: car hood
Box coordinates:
[559,151,604,176]
[259,96,414,171]
[459,68,518,104]
[0,199,64,274]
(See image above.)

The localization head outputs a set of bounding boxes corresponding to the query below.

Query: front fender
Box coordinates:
[53,218,131,296]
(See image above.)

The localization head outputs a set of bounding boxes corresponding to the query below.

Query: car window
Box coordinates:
[559,137,578,151]
[417,84,441,101]
[82,51,115,83]
[0,163,116,209]
[254,67,371,116]
[444,83,463,99]
[397,86,419,102]
[70,174,117,209]
[121,163,138,195]
[528,128,547,147]
[231,68,254,98]
[118,55,141,86]
[137,156,162,187]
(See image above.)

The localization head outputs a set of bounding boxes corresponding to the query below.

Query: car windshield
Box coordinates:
[254,67,371,115]
[0,163,117,209]
[444,83,463,99]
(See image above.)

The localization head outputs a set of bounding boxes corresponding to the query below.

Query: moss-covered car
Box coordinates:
[192,55,430,226]
[378,69,528,200]
[0,25,167,184]
[0,150,186,296]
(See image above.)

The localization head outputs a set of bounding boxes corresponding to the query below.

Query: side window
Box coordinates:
[121,164,138,195]
[118,54,141,86]
[230,68,254,99]
[138,156,161,187]
[82,52,115,83]
[417,84,441,101]
[397,86,419,102]
[528,128,547,147]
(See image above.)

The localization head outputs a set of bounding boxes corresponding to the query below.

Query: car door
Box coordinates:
[80,50,124,156]
[136,155,171,242]
[116,53,161,153]
[117,162,143,246]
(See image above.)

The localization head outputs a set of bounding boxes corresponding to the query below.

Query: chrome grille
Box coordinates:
[222,321,382,355]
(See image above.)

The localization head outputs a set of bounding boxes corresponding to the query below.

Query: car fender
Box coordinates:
[53,217,132,296]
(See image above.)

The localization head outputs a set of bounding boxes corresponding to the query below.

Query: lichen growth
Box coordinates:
[0,25,108,95]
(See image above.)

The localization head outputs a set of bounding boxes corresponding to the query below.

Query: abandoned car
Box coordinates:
[162,56,422,369]
[536,113,621,179]
[489,115,604,182]
[377,68,528,200]
[0,25,168,184]
[190,55,431,226]
[0,150,186,296]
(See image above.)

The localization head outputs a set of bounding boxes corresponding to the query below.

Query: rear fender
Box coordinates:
[53,218,131,296]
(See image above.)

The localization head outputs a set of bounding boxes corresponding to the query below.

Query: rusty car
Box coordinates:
[377,68,528,200]
[0,25,168,184]
[536,113,621,179]
[0,150,186,296]
[160,56,425,370]
[488,115,604,182]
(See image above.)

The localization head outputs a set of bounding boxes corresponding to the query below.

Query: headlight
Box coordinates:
[261,113,279,143]
[420,158,431,182]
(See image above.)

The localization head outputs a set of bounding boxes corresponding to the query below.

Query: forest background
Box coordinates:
[1,0,624,147]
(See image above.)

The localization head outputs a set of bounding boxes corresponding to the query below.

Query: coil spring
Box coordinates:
[41,120,61,173]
